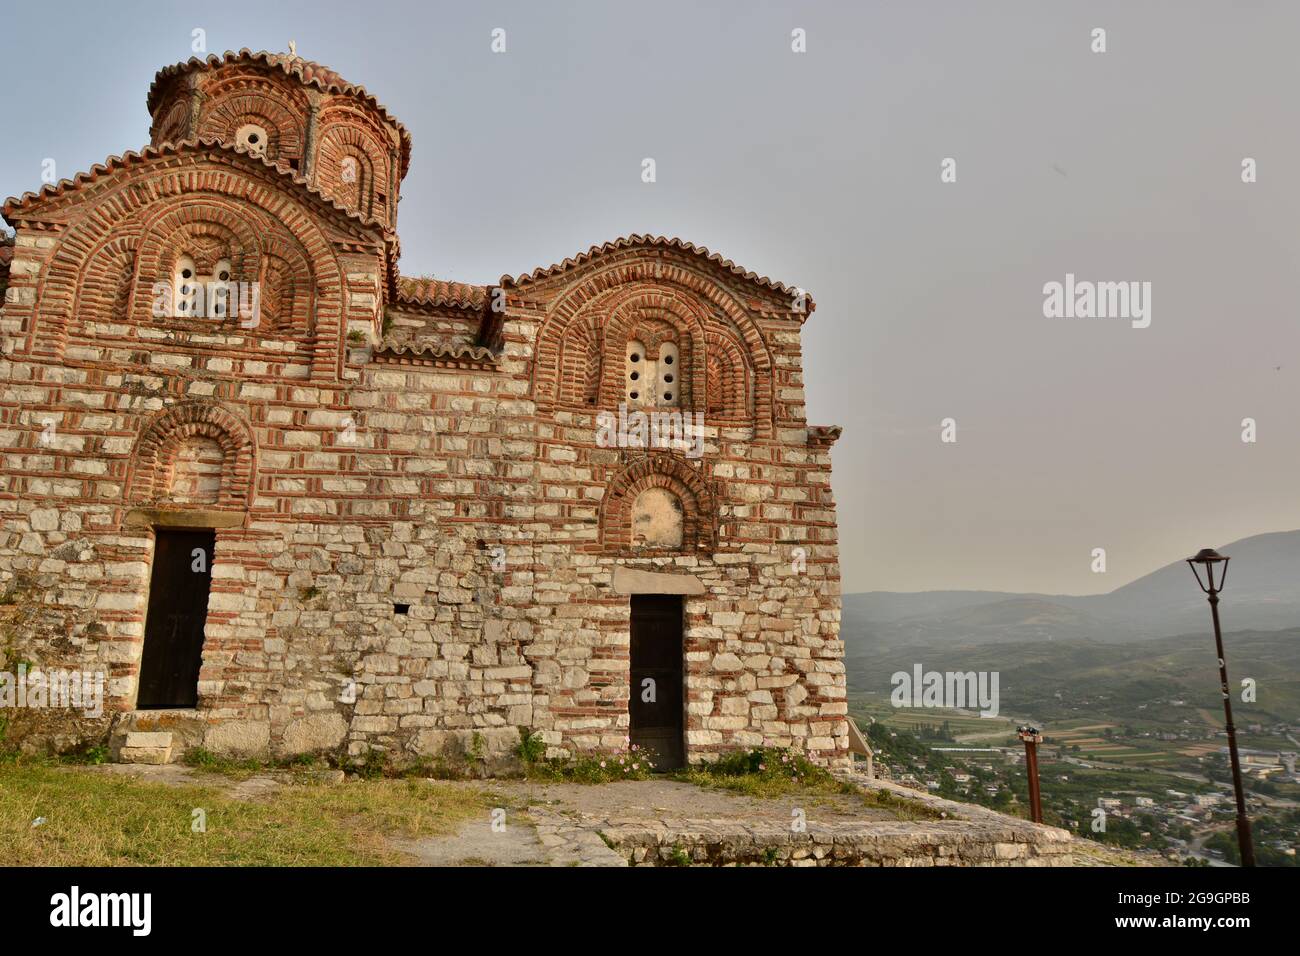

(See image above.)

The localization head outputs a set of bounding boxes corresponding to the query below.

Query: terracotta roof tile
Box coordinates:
[396,276,490,311]
[372,341,497,368]
[2,138,387,235]
[500,234,814,313]
[148,49,412,178]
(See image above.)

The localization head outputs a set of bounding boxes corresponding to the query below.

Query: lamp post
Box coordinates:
[1186,548,1255,867]
[1018,725,1044,823]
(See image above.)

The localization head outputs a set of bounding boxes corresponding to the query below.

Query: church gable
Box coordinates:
[2,142,385,380]
[521,238,801,437]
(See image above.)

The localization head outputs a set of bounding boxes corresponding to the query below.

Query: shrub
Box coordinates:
[526,743,658,783]
[680,746,850,796]
[514,728,547,765]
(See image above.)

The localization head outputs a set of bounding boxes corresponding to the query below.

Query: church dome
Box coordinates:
[146,48,409,229]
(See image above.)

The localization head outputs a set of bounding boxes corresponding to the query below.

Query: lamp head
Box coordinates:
[1187,548,1230,594]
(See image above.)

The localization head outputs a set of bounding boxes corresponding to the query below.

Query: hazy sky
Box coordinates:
[4,1,1299,595]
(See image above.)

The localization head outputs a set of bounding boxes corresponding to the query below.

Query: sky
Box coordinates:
[4,1,1300,595]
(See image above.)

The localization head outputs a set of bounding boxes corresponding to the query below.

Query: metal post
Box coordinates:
[1207,588,1255,867]
[1018,726,1044,824]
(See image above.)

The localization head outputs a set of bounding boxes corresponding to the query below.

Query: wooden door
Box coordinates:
[629,594,685,770]
[136,529,215,709]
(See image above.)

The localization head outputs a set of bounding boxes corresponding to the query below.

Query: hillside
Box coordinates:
[844,627,1300,727]
[845,529,1300,646]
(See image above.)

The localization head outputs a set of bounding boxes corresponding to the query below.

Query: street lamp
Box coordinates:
[1186,548,1255,867]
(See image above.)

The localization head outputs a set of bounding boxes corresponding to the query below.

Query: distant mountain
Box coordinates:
[843,627,1300,726]
[845,530,1300,648]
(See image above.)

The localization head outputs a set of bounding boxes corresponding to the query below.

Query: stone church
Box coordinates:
[0,48,846,769]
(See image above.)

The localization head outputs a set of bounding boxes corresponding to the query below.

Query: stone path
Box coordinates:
[392,819,551,867]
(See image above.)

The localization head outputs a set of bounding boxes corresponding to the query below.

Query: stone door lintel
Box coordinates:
[123,508,245,530]
[611,565,705,596]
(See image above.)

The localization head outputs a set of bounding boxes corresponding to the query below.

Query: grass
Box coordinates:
[858,786,947,821]
[0,756,488,866]
[180,744,488,783]
[673,747,856,798]
[671,746,946,820]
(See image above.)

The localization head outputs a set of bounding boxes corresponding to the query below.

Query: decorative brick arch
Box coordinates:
[702,325,752,423]
[556,315,602,407]
[598,286,708,411]
[195,79,308,164]
[532,253,774,436]
[153,98,191,144]
[314,109,393,222]
[130,197,316,335]
[598,455,716,554]
[23,148,353,374]
[125,401,256,511]
[128,199,261,327]
[72,233,143,328]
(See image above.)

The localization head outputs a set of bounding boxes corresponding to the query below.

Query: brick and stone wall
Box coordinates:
[0,50,846,772]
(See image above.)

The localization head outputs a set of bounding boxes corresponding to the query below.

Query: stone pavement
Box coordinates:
[455,775,1080,867]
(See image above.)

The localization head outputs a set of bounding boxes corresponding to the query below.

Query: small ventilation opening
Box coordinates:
[393,603,410,615]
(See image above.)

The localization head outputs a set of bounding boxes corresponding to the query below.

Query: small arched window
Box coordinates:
[625,336,681,408]
[625,339,647,406]
[235,123,270,158]
[173,255,198,316]
[170,253,233,321]
[210,258,232,319]
[658,342,679,406]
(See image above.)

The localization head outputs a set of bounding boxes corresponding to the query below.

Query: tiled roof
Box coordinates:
[372,341,497,368]
[500,234,815,312]
[396,276,490,311]
[2,138,387,235]
[147,49,412,178]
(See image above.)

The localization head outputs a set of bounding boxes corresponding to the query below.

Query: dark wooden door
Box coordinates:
[137,530,215,709]
[629,595,685,770]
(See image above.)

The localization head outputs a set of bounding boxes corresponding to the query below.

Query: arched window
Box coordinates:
[624,336,681,408]
[625,338,648,406]
[210,258,232,319]
[173,256,198,316]
[658,341,679,406]
[170,253,233,321]
[235,123,270,158]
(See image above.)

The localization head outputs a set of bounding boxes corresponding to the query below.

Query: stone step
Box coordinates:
[118,731,175,765]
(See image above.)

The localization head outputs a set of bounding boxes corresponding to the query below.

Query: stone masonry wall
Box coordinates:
[0,57,845,771]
